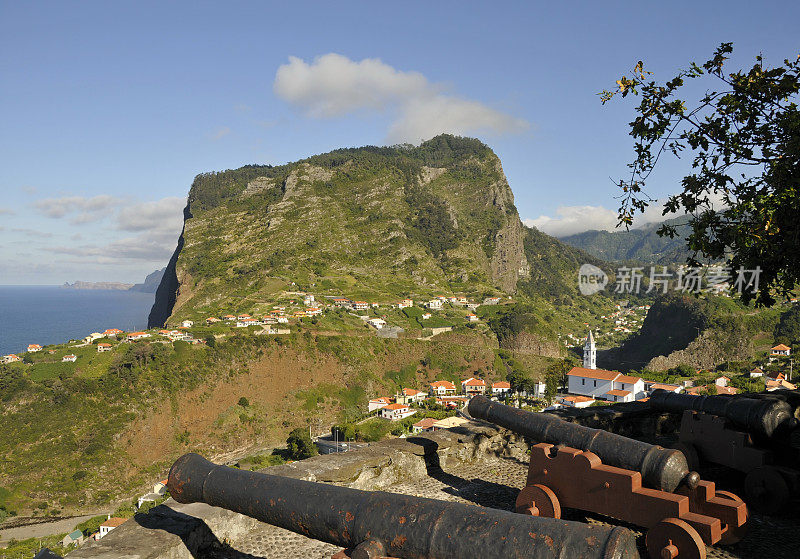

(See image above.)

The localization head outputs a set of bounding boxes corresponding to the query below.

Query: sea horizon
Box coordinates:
[0,286,156,355]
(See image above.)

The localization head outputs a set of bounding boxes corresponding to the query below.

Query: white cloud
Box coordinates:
[117,197,185,232]
[274,53,528,144]
[525,205,620,237]
[33,195,123,223]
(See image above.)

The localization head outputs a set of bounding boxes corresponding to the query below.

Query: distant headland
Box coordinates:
[61,268,165,293]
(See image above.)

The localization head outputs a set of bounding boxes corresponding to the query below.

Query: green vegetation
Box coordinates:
[286,428,317,460]
[602,43,800,305]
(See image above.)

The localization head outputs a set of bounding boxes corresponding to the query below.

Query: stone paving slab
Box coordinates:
[202,455,798,558]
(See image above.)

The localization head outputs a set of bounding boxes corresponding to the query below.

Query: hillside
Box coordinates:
[150,135,605,327]
[560,216,698,265]
[602,292,783,371]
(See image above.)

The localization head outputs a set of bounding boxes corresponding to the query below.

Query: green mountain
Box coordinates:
[150,135,605,326]
[560,216,696,265]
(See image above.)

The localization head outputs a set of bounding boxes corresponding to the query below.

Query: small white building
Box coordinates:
[27,344,42,352]
[425,299,443,310]
[482,297,501,305]
[98,517,126,539]
[421,312,432,320]
[749,368,765,378]
[491,381,511,395]
[352,301,369,311]
[771,344,791,356]
[181,320,194,328]
[715,376,730,387]
[62,354,77,362]
[412,418,438,433]
[380,403,416,420]
[97,343,112,353]
[561,395,595,408]
[367,318,387,329]
[303,295,315,306]
[396,388,426,404]
[465,313,479,322]
[2,354,21,364]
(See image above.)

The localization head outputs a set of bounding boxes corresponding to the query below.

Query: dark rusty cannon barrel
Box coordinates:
[649,389,794,438]
[168,453,639,559]
[468,395,695,492]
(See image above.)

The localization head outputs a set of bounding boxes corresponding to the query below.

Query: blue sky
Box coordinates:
[1,1,797,284]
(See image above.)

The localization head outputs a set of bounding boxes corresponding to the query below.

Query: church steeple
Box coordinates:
[583,330,596,369]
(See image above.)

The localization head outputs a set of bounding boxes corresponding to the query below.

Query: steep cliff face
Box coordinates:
[148,135,541,324]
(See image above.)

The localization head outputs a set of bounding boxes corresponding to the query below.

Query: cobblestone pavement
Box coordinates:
[203,455,798,558]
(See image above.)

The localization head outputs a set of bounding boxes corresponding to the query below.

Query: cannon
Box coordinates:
[168,452,640,559]
[468,395,748,559]
[649,389,800,514]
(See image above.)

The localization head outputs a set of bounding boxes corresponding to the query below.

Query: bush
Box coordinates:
[238,396,250,408]
[286,428,317,460]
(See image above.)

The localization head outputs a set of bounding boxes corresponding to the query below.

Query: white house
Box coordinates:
[98,517,126,539]
[396,299,413,309]
[352,301,369,311]
[27,344,42,352]
[421,312,432,320]
[561,395,595,408]
[367,318,387,329]
[83,332,104,344]
[181,320,194,328]
[62,354,77,362]
[461,377,486,396]
[491,381,511,395]
[429,380,456,397]
[465,313,479,322]
[2,354,21,364]
[126,332,150,342]
[715,376,730,387]
[647,383,682,395]
[749,368,765,378]
[380,403,416,420]
[426,299,443,310]
[431,416,469,431]
[368,397,392,412]
[236,318,261,327]
[567,367,646,401]
[771,344,791,356]
[306,307,322,316]
[303,295,315,305]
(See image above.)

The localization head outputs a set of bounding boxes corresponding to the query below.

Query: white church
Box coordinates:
[566,331,646,403]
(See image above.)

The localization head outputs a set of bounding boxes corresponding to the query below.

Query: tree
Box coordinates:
[205,334,216,348]
[601,44,800,305]
[775,304,800,345]
[286,427,317,460]
[237,397,249,408]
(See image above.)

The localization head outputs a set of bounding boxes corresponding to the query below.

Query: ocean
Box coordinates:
[0,286,155,355]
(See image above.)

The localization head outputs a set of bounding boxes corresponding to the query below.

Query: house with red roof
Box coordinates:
[767,378,797,391]
[103,328,123,337]
[771,344,791,356]
[429,380,456,397]
[62,354,77,362]
[126,332,150,342]
[2,354,21,364]
[97,343,112,352]
[561,395,595,408]
[461,377,486,396]
[27,344,42,352]
[491,381,511,395]
[567,367,645,401]
[396,388,426,405]
[380,403,416,420]
[98,517,126,539]
[412,417,438,433]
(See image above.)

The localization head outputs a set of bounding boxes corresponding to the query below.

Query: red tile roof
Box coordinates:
[413,418,438,429]
[772,344,791,351]
[567,367,620,381]
[100,517,126,528]
[383,403,408,410]
[462,378,486,386]
[430,381,456,390]
[606,389,631,397]
[564,395,594,403]
[492,381,511,389]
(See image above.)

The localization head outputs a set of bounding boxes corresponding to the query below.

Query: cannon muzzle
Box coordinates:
[468,395,695,492]
[649,389,794,438]
[168,453,639,559]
